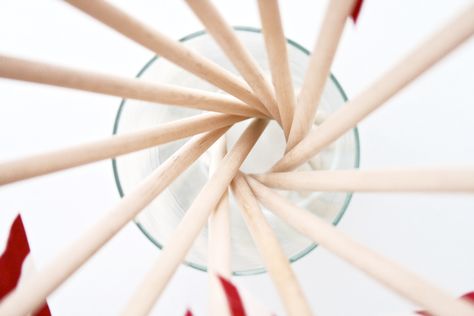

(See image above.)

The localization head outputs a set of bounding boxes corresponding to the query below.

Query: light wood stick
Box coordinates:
[272,4,474,172]
[0,113,244,186]
[185,0,281,122]
[246,176,474,316]
[122,119,268,316]
[231,174,313,316]
[286,0,357,150]
[257,0,295,138]
[208,137,231,316]
[0,54,265,118]
[0,128,228,316]
[65,0,270,116]
[254,168,474,193]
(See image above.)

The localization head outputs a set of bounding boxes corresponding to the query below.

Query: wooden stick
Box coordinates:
[257,0,296,138]
[231,174,313,316]
[0,54,265,118]
[122,119,268,316]
[185,0,281,122]
[272,4,474,172]
[208,137,231,316]
[65,0,270,116]
[246,176,474,316]
[254,168,474,193]
[286,0,357,150]
[0,113,244,186]
[0,127,228,316]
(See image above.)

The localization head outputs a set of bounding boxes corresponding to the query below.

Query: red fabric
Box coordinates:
[0,214,51,316]
[417,292,474,315]
[463,292,474,302]
[350,0,364,23]
[35,304,52,316]
[218,275,246,316]
[0,215,30,298]
[184,309,193,316]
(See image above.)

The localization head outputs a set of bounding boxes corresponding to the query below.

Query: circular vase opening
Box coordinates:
[112,27,360,275]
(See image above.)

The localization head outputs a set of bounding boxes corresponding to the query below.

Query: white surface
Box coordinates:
[0,1,473,315]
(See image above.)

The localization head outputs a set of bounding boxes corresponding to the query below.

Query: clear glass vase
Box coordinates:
[112,27,360,275]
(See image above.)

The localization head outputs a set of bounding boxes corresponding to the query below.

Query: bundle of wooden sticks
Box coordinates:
[0,0,473,315]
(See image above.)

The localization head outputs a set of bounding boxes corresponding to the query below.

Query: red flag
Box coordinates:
[218,275,247,316]
[350,0,364,23]
[0,214,51,316]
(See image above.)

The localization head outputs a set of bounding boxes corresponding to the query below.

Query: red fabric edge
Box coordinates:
[0,214,51,316]
[218,275,247,316]
[0,215,30,298]
[350,0,364,23]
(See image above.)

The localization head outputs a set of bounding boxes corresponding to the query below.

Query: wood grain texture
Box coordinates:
[0,128,229,316]
[254,168,474,193]
[272,4,474,172]
[247,176,474,316]
[185,0,280,121]
[122,119,268,316]
[231,174,313,316]
[286,0,357,150]
[208,137,232,316]
[0,113,244,185]
[65,0,269,115]
[257,0,295,138]
[0,54,265,118]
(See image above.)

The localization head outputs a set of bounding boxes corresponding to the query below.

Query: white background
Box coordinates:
[1,1,474,315]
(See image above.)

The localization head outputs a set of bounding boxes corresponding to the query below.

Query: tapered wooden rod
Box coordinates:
[272,4,474,171]
[286,0,357,150]
[0,113,245,186]
[0,54,265,118]
[0,128,229,316]
[257,0,296,139]
[185,0,281,122]
[122,119,268,316]
[208,137,231,316]
[246,177,474,316]
[231,174,313,316]
[254,168,474,193]
[65,0,270,116]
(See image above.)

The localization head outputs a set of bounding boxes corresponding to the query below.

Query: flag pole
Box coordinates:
[65,0,270,115]
[185,0,281,122]
[0,128,228,316]
[122,119,268,316]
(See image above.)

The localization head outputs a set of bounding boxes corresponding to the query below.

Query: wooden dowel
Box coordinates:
[122,119,268,316]
[231,174,313,316]
[65,0,270,116]
[0,54,265,118]
[257,0,296,138]
[272,4,474,172]
[286,0,357,150]
[254,168,474,193]
[185,0,281,122]
[0,127,228,316]
[0,113,244,186]
[208,137,231,316]
[246,177,474,316]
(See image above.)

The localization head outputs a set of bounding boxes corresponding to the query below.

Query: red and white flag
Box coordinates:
[0,214,51,315]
